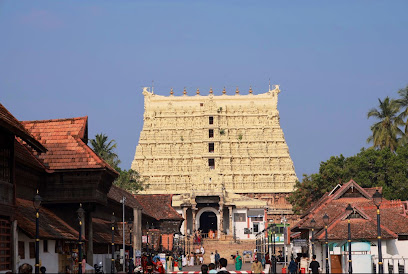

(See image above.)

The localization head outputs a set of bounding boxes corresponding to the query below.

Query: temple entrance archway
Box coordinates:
[196,207,219,238]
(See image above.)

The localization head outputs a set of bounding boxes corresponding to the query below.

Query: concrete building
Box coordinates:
[131,86,298,241]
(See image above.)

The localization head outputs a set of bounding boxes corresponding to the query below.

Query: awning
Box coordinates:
[247,209,264,217]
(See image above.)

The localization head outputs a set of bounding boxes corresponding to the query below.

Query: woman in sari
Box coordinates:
[235,251,242,271]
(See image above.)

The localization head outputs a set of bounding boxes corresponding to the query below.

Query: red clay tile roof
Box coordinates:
[15,138,47,171]
[92,218,131,244]
[0,103,46,152]
[21,117,117,174]
[16,198,78,240]
[292,179,408,241]
[108,185,144,211]
[134,194,183,221]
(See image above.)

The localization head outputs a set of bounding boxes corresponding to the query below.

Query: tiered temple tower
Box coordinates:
[132,85,298,239]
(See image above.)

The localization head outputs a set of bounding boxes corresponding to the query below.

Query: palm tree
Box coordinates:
[367,97,404,152]
[396,85,408,135]
[90,133,120,169]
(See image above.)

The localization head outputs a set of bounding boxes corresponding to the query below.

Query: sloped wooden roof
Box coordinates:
[0,103,46,152]
[21,117,117,174]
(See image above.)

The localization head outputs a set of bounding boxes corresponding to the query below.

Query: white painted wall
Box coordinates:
[233,208,265,240]
[17,232,59,273]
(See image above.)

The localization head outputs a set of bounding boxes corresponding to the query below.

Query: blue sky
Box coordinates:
[1,1,407,177]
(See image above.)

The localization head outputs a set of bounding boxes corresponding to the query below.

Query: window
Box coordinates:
[209,129,214,138]
[208,159,215,169]
[250,217,263,222]
[209,116,214,125]
[200,103,204,107]
[253,223,259,233]
[209,143,214,153]
[43,239,48,253]
[18,241,25,259]
[234,213,246,222]
[29,242,35,259]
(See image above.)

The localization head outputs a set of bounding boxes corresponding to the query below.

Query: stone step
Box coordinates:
[189,239,255,266]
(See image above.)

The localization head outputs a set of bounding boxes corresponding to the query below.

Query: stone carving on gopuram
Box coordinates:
[131,85,299,236]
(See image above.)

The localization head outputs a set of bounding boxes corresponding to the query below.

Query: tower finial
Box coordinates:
[269,78,271,91]
[209,87,213,94]
[196,88,200,95]
[183,87,187,95]
[222,87,226,94]
[235,87,239,94]
[170,88,174,95]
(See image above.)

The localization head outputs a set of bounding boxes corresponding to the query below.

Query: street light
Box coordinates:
[77,204,85,274]
[345,204,353,274]
[33,190,42,274]
[281,215,287,267]
[373,190,383,274]
[323,213,330,274]
[128,217,134,274]
[111,212,116,274]
[310,218,316,257]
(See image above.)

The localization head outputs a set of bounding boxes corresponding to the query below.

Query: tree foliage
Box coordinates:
[90,133,145,193]
[367,97,404,151]
[288,146,408,214]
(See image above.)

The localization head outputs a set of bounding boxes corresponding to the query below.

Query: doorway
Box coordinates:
[199,211,218,234]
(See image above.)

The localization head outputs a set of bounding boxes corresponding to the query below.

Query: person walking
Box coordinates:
[214,250,220,269]
[235,251,242,271]
[309,255,320,274]
[210,252,215,264]
[288,258,297,274]
[251,257,263,274]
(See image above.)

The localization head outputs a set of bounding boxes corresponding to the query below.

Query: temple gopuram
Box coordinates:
[131,85,298,241]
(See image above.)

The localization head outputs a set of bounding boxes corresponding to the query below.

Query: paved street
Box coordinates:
[172,262,285,273]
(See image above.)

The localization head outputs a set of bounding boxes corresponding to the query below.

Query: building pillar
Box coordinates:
[133,208,142,261]
[12,219,17,273]
[86,211,93,265]
[183,207,188,236]
[219,204,224,236]
[192,208,197,232]
[228,206,233,235]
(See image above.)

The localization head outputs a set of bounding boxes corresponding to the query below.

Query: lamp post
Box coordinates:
[269,220,276,274]
[111,212,116,274]
[77,204,85,274]
[33,190,42,274]
[373,190,383,274]
[345,204,353,274]
[128,217,134,274]
[281,215,287,267]
[323,213,329,274]
[310,218,316,257]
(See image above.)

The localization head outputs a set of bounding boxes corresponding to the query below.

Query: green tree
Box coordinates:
[396,85,408,135]
[288,147,408,214]
[367,97,403,152]
[90,133,146,193]
[114,168,147,193]
[90,133,120,169]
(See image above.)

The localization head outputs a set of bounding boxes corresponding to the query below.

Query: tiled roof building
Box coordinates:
[291,179,408,273]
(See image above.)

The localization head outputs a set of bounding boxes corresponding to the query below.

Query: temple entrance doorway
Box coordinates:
[199,211,217,234]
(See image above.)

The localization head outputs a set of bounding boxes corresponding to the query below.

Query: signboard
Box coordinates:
[293,239,308,247]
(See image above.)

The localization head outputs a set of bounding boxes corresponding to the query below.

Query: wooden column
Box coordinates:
[86,211,93,266]
[133,208,142,260]
[219,204,224,236]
